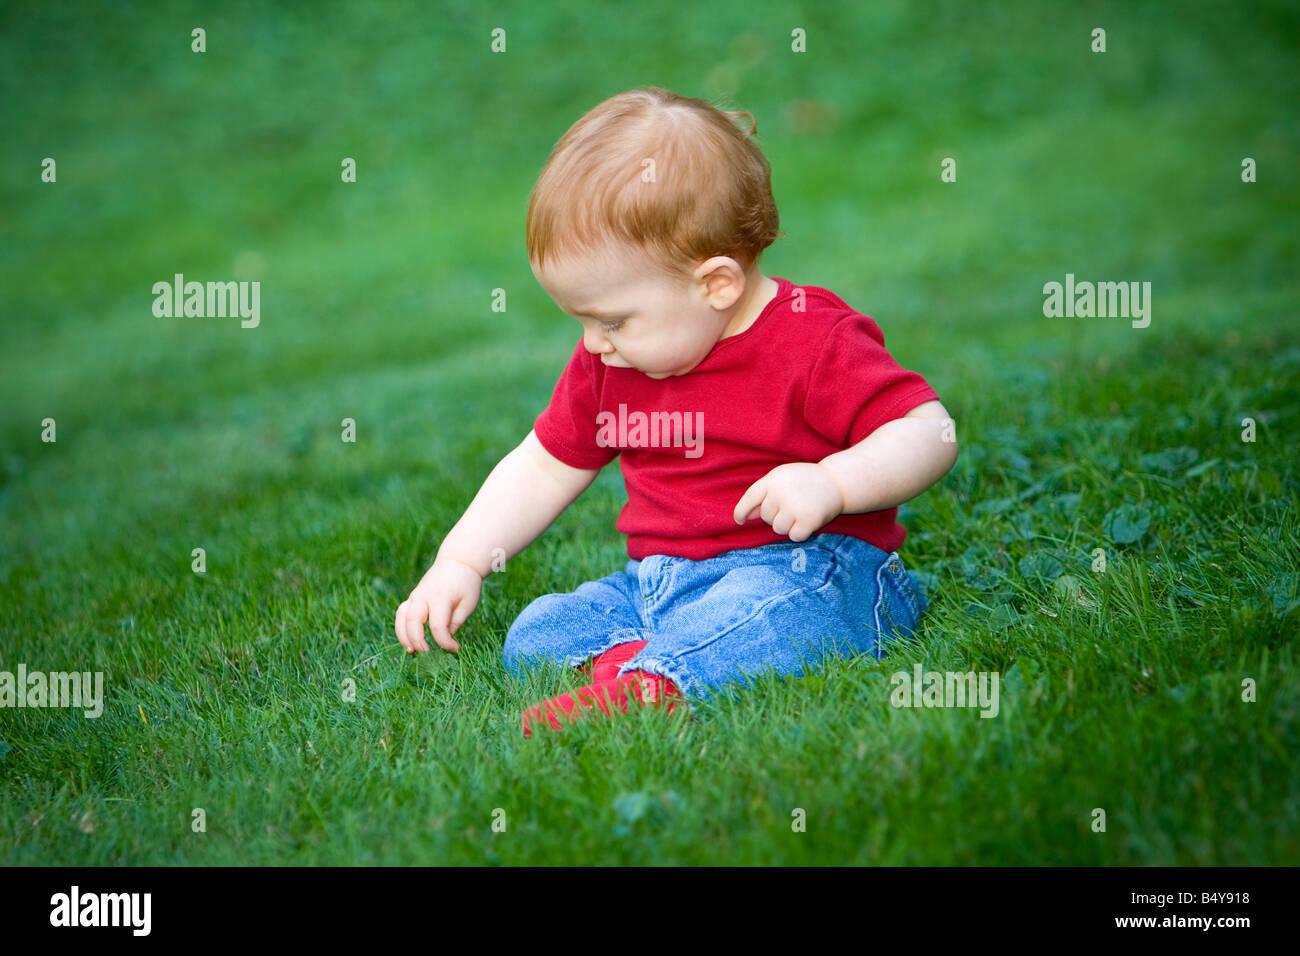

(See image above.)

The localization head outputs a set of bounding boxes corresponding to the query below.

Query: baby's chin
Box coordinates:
[608,350,706,379]
[641,357,706,379]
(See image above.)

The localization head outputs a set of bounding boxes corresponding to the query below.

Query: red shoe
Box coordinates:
[574,639,649,682]
[521,668,682,737]
[591,639,650,683]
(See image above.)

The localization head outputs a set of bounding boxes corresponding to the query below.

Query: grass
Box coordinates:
[1,0,1297,864]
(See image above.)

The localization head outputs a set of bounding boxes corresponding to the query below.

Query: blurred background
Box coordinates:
[2,0,1295,569]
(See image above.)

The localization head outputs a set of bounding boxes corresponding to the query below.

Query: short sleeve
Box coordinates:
[533,339,620,470]
[802,313,941,448]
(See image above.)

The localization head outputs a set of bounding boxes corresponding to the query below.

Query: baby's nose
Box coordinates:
[583,330,614,354]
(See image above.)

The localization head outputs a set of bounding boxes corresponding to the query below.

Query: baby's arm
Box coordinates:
[734,400,958,542]
[818,400,958,514]
[395,429,601,652]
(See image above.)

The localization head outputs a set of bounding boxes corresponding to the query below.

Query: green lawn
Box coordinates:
[1,0,1297,864]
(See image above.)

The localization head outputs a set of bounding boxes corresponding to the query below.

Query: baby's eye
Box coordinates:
[601,318,627,332]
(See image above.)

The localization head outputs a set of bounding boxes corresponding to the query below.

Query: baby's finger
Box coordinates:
[448,595,473,635]
[395,601,412,652]
[734,479,767,524]
[771,510,794,538]
[427,597,460,653]
[403,597,431,653]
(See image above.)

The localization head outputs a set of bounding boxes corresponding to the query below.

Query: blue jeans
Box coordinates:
[502,533,928,704]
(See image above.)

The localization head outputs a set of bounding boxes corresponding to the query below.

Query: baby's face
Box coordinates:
[531,241,746,380]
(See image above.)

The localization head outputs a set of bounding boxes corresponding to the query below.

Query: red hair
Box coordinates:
[526,87,784,284]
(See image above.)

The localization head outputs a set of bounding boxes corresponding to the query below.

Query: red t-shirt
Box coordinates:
[533,275,941,561]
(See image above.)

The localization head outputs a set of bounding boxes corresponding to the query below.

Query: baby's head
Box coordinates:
[527,87,784,379]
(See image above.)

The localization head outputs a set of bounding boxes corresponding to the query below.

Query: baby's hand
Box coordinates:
[733,463,845,543]
[395,557,483,653]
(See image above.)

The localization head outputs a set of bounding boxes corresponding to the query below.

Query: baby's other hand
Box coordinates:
[733,462,845,543]
[395,557,483,653]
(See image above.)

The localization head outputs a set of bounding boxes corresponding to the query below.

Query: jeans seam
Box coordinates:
[886,554,924,622]
[872,560,889,656]
[637,565,655,631]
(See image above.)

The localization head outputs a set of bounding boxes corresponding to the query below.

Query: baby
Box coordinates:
[394,87,958,736]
